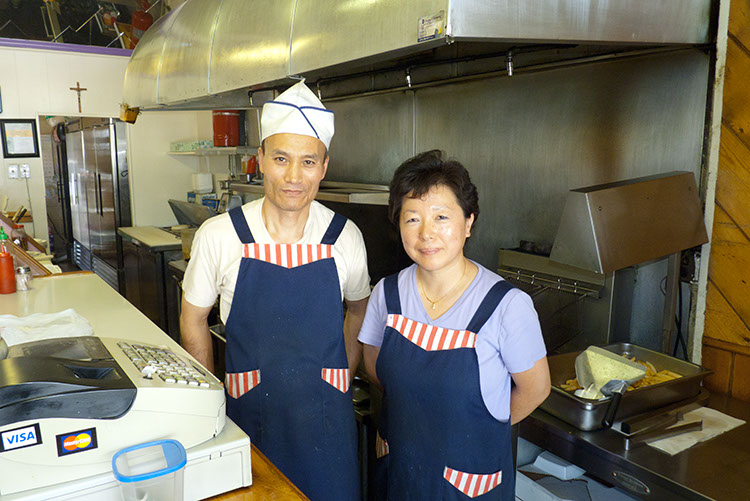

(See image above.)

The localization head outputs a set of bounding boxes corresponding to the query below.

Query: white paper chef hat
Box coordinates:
[261,80,335,149]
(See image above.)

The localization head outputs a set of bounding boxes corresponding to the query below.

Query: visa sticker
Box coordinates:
[56,427,98,457]
[0,423,42,453]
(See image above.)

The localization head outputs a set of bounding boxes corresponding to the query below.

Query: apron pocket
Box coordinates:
[321,368,350,393]
[443,466,502,498]
[225,369,261,399]
[376,430,389,458]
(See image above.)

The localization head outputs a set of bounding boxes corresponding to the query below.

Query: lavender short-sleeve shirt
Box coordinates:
[358,262,547,421]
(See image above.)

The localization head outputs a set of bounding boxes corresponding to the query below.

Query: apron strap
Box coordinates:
[321,213,348,245]
[228,206,255,244]
[383,272,402,315]
[229,208,346,245]
[466,280,515,333]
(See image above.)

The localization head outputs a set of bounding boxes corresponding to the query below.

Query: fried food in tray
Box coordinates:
[558,355,682,393]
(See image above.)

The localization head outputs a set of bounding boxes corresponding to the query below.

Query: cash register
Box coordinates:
[0,336,251,500]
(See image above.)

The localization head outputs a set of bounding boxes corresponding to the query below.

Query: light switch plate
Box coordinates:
[20,165,30,178]
[8,165,18,179]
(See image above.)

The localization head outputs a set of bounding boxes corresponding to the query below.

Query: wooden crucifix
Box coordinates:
[69,81,87,113]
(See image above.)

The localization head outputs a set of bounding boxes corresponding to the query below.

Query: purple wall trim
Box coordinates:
[0,37,132,57]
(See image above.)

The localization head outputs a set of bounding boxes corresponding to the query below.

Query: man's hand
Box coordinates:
[343,297,369,380]
[180,297,215,373]
[362,344,381,387]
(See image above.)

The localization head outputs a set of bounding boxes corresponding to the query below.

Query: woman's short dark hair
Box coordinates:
[388,150,479,227]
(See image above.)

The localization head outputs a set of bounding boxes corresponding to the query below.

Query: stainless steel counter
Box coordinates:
[520,392,750,500]
[117,226,181,251]
[168,259,188,277]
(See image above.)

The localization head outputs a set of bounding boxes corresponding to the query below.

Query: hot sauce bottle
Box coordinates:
[0,228,16,294]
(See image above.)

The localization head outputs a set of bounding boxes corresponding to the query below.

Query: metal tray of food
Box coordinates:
[540,343,712,431]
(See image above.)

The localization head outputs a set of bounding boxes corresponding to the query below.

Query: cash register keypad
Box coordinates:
[118,342,211,388]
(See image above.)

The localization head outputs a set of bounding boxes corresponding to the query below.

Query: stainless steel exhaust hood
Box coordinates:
[548,171,709,275]
[122,0,714,110]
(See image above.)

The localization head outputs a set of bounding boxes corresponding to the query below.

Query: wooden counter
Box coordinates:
[210,445,309,500]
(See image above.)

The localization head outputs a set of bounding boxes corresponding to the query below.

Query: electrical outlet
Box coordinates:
[20,165,30,178]
[8,165,18,179]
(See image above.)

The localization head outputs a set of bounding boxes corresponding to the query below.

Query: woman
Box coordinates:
[358,150,550,500]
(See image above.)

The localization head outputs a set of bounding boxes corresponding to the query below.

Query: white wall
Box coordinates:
[0,43,212,242]
[0,45,127,242]
[127,110,219,227]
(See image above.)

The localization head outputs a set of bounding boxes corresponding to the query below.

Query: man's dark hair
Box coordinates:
[388,150,479,227]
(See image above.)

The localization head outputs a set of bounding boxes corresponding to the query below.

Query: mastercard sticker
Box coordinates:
[56,427,98,457]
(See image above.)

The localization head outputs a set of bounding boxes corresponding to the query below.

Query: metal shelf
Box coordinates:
[168,146,254,156]
[229,181,389,206]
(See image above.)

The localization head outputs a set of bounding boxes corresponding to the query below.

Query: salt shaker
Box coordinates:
[15,266,32,291]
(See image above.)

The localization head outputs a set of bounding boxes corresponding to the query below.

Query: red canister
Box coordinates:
[212,110,240,147]
[0,229,15,294]
[131,1,153,48]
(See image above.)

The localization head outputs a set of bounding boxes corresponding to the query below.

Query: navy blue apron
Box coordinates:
[375,273,516,500]
[223,206,360,501]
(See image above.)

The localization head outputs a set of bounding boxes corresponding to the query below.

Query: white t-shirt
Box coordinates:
[183,198,371,323]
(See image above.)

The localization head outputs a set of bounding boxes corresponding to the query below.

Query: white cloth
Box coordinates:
[183,198,371,324]
[647,406,745,455]
[261,80,335,148]
[0,309,93,347]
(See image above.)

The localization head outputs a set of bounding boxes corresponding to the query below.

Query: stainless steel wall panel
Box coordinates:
[210,0,294,94]
[157,1,220,104]
[448,0,713,44]
[325,92,414,184]
[290,0,449,76]
[412,51,709,268]
[122,2,186,108]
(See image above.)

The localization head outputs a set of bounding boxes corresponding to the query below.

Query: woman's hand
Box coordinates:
[509,356,551,425]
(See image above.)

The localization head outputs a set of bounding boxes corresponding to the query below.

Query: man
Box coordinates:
[180,81,370,501]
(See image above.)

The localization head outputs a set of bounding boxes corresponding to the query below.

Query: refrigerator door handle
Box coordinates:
[93,171,98,214]
[97,173,103,216]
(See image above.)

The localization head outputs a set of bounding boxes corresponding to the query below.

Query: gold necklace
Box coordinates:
[418,260,468,310]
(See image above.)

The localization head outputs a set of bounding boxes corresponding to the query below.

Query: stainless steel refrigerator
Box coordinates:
[42,122,74,263]
[67,117,131,290]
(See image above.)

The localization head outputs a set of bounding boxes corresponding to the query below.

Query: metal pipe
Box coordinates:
[145,0,163,14]
[661,252,681,354]
[321,47,697,103]
[506,50,514,76]
[107,22,128,49]
[39,7,51,38]
[74,7,103,33]
[51,25,70,42]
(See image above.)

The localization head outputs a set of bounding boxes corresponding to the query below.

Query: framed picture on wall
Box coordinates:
[0,119,39,158]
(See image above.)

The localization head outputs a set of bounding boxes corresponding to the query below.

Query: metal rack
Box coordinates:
[497,249,608,353]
